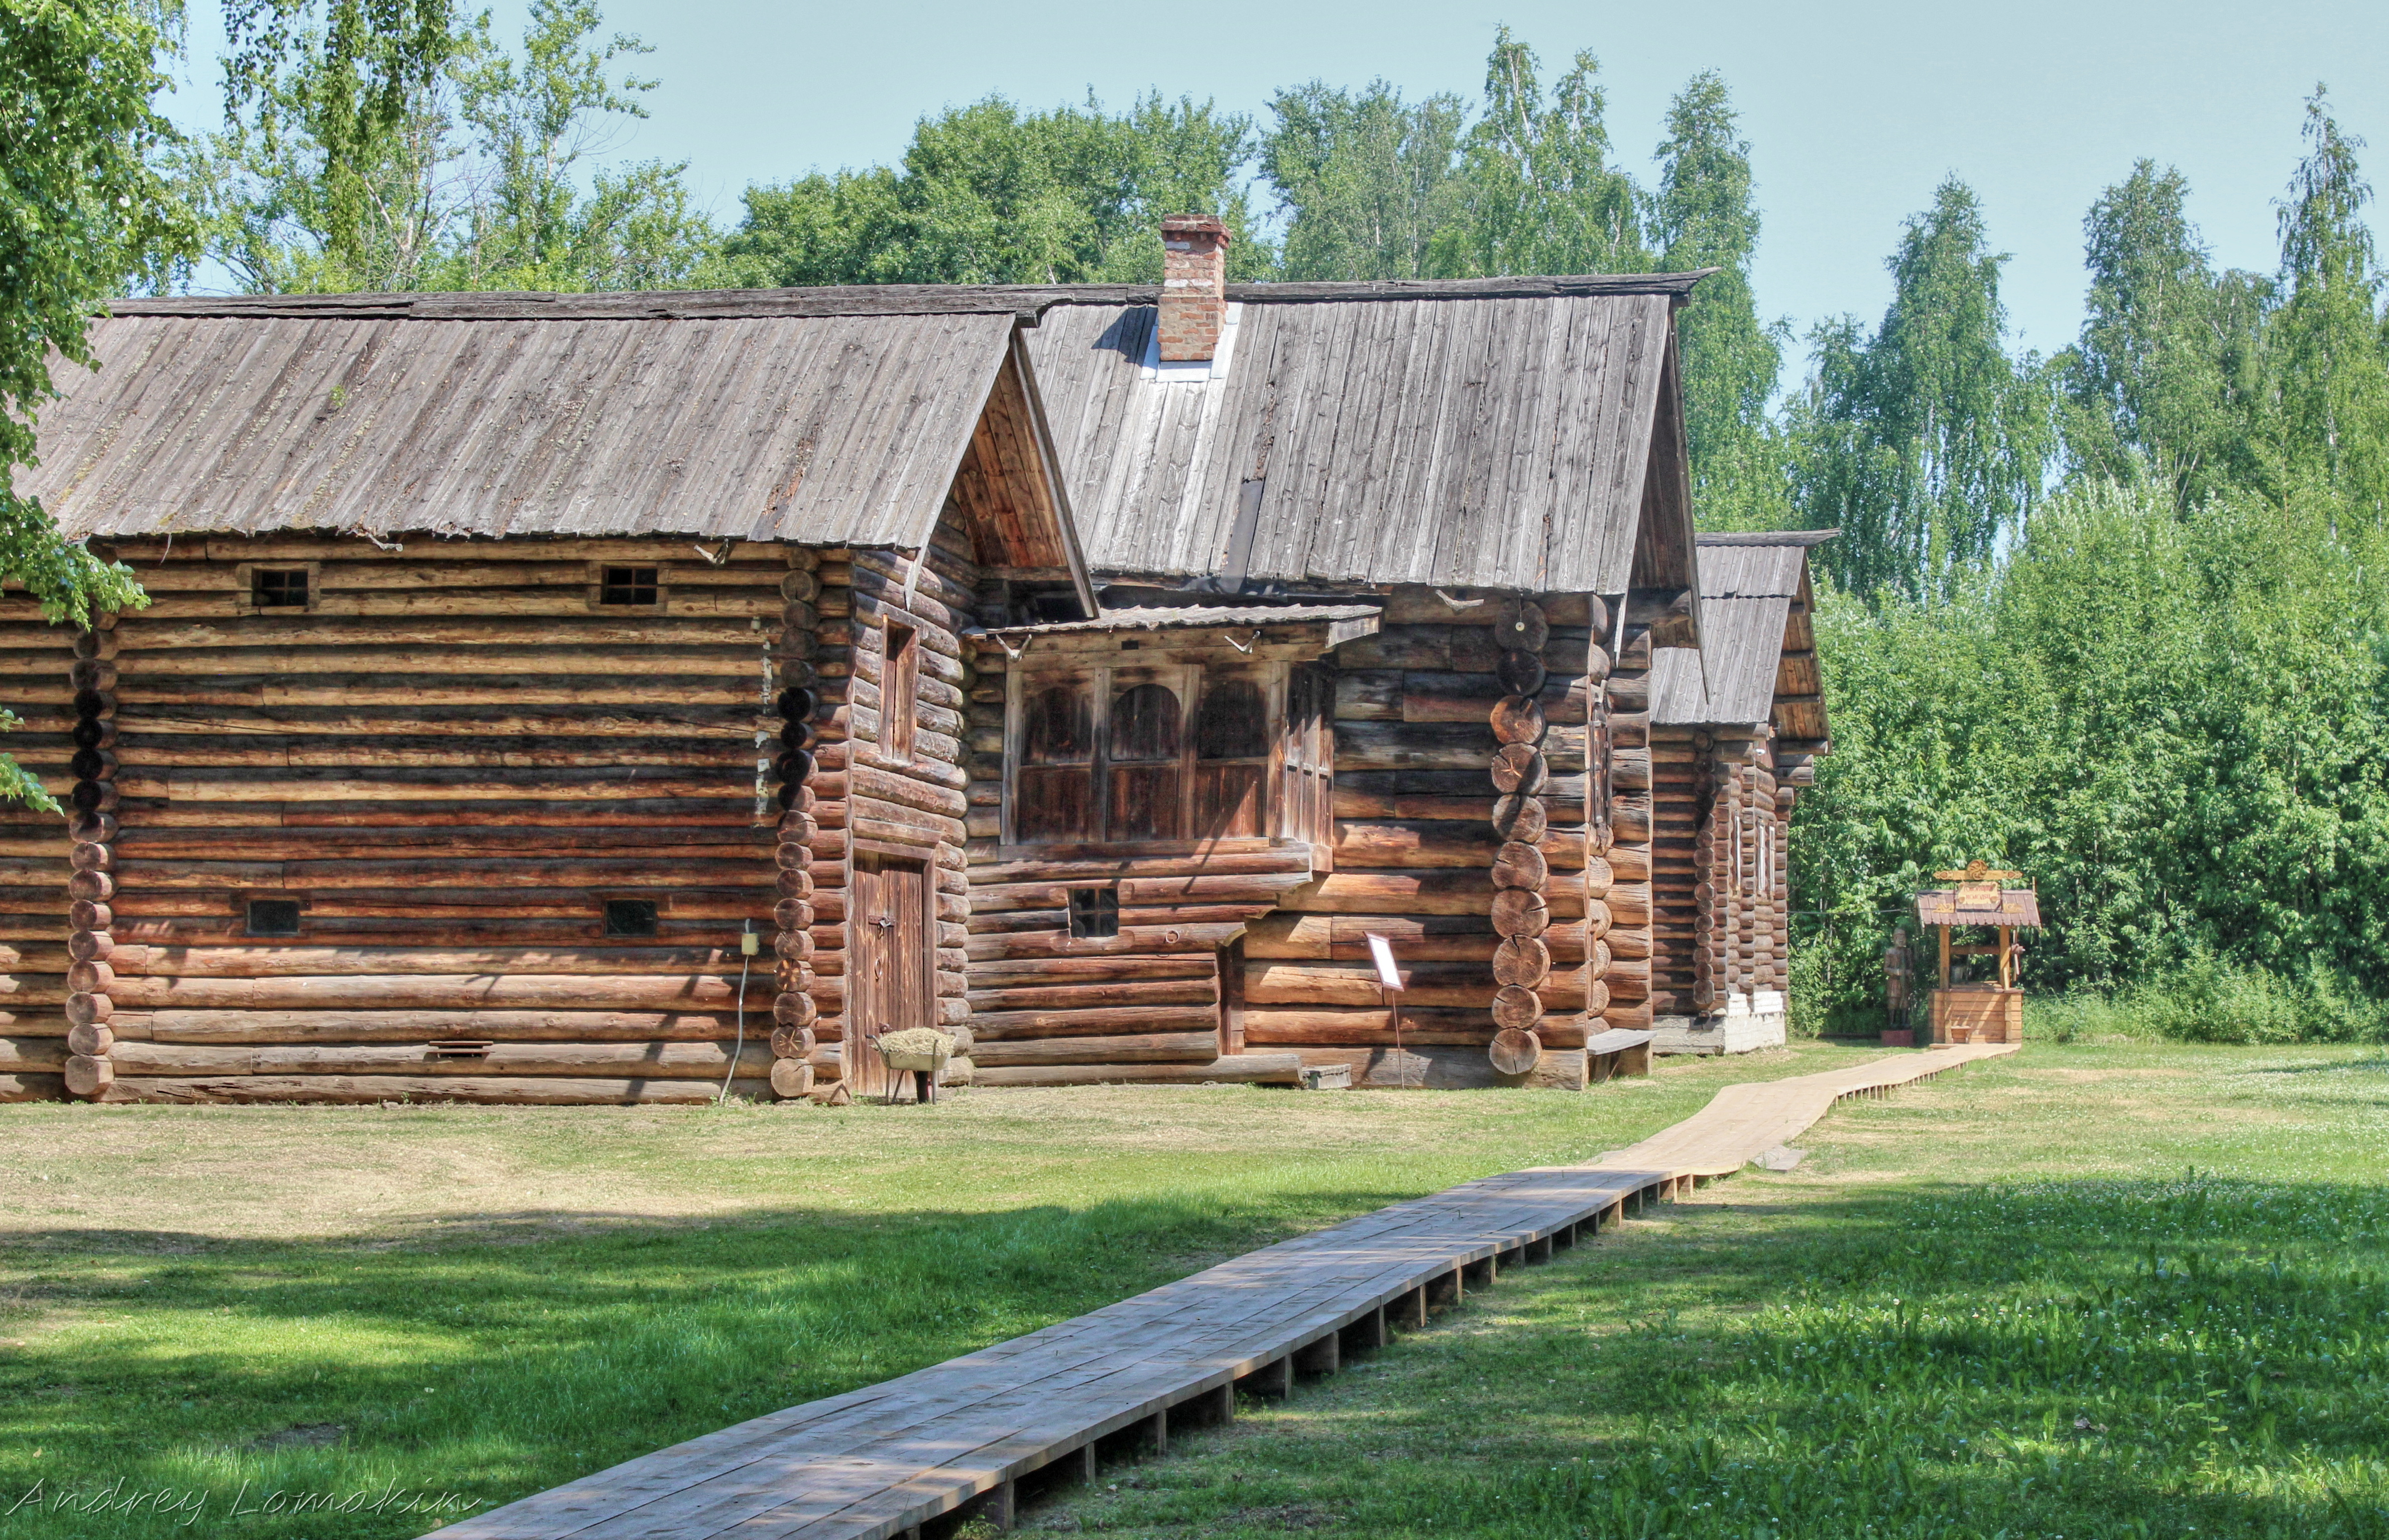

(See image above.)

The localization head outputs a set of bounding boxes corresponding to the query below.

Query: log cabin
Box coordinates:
[1645,531,1833,1054]
[0,291,1095,1105]
[0,225,1830,1103]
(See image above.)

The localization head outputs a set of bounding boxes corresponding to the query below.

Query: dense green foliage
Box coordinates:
[1793,96,2389,1038]
[715,93,1269,287]
[177,0,712,291]
[0,0,191,808]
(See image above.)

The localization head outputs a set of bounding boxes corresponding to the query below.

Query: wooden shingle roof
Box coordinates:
[35,273,1708,599]
[1021,276,1706,594]
[1651,530,1831,739]
[24,306,1046,553]
[1915,888,2042,927]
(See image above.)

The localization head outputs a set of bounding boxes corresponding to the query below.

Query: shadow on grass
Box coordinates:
[1058,1173,2389,1540]
[9,1173,2389,1539]
[0,1188,1419,1539]
[2241,1055,2389,1077]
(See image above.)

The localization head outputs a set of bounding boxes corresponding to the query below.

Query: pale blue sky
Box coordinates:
[161,0,2389,360]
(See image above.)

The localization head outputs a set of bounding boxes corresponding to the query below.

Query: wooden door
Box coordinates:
[850,852,932,1100]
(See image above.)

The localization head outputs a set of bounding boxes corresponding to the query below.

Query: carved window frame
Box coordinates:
[1002,659,1300,850]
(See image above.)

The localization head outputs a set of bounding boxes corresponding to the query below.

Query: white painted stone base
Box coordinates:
[1651,991,1789,1055]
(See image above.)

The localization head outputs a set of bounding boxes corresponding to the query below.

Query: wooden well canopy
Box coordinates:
[1913,860,2039,1045]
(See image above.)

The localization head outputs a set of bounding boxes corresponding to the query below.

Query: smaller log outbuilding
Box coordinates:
[1645,531,1832,1054]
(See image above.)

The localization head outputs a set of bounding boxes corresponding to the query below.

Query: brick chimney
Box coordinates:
[1158,214,1231,363]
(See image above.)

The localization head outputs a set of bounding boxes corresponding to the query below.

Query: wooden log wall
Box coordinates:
[961,605,1313,1086]
[0,598,77,1101]
[1771,769,1796,993]
[14,535,796,1104]
[1650,726,1707,1017]
[1597,618,1656,1038]
[806,522,981,1096]
[1485,597,1564,1078]
[1266,588,1605,1091]
[1689,730,1779,1009]
[769,549,824,1103]
[64,621,120,1098]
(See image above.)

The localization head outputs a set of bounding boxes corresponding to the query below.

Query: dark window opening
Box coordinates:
[246,898,301,936]
[1029,591,1085,624]
[1016,678,1096,844]
[252,569,309,608]
[883,623,919,763]
[1279,664,1336,846]
[1067,887,1119,939]
[1195,676,1269,759]
[1194,673,1270,839]
[604,898,660,937]
[599,566,660,606]
[1106,682,1182,842]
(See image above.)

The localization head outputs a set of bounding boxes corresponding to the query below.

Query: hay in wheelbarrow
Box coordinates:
[874,1028,954,1074]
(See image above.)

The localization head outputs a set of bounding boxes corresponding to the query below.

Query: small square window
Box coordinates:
[1067,887,1119,940]
[604,898,659,937]
[246,898,301,936]
[252,569,309,608]
[599,566,660,606]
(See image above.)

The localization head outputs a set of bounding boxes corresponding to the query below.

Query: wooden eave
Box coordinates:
[966,614,1380,665]
[941,335,1097,616]
[1625,326,1702,648]
[1770,562,1828,750]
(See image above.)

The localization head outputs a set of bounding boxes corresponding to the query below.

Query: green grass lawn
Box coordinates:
[0,1043,1866,1539]
[1024,1041,2389,1540]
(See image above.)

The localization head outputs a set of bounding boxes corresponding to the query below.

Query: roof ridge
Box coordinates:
[1695,528,1837,547]
[99,271,1720,323]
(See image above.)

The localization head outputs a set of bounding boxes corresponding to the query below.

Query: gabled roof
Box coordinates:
[23,304,1084,585]
[1652,530,1831,738]
[37,272,1708,606]
[1020,276,1707,594]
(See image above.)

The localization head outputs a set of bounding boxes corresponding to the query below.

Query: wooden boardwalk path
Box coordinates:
[446,1043,2017,1540]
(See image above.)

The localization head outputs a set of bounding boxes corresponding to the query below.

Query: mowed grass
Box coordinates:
[1028,1042,2389,1540]
[0,1043,1864,1539]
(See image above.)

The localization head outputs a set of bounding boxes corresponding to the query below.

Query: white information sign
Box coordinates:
[1365,932,1403,993]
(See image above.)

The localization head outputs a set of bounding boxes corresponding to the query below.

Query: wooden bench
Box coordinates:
[1584,1027,1655,1082]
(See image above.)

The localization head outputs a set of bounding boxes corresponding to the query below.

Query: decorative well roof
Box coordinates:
[1915,889,2043,927]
